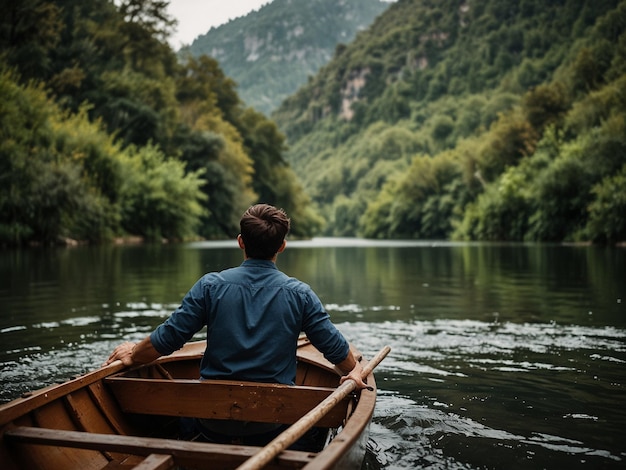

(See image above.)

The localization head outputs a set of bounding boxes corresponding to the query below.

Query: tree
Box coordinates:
[523,81,569,130]
[118,144,206,241]
[476,111,538,183]
[586,164,626,243]
[0,0,64,80]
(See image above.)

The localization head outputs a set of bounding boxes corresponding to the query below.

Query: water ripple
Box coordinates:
[338,318,625,469]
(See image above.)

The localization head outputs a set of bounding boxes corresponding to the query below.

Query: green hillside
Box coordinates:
[2,0,624,245]
[273,0,626,243]
[0,0,322,246]
[187,0,389,115]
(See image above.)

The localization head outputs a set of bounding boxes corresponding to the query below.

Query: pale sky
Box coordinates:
[166,0,272,49]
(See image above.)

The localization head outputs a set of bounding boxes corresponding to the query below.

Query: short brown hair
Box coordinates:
[240,204,290,259]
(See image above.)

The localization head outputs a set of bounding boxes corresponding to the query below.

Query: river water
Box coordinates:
[1,239,624,469]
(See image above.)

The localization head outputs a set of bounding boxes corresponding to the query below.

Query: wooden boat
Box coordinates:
[0,337,379,469]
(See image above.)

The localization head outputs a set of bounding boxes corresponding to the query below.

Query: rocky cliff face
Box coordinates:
[187,0,390,115]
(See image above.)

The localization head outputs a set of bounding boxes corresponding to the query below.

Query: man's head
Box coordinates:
[239,204,290,260]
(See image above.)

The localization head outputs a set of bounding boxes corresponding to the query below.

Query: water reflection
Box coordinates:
[1,239,625,468]
[281,241,625,327]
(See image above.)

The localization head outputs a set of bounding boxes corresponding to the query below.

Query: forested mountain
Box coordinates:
[2,0,625,246]
[273,0,626,243]
[186,0,389,115]
[0,0,322,246]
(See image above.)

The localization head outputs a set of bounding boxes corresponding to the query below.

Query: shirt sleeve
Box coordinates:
[300,288,350,365]
[150,276,208,356]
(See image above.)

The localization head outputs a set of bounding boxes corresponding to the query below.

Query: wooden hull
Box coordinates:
[0,339,377,469]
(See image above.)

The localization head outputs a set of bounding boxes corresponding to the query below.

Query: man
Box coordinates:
[104,204,367,444]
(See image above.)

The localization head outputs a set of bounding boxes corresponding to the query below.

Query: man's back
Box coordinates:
[202,259,307,384]
[151,259,349,384]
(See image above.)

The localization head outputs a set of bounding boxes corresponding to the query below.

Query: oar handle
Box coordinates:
[236,345,391,470]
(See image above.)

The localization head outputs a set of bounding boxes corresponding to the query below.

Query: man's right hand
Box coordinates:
[103,341,136,367]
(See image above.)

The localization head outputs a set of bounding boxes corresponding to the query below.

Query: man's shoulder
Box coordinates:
[202,266,241,281]
[280,275,320,299]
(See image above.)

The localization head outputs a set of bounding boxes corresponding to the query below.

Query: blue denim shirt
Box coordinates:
[150,259,349,384]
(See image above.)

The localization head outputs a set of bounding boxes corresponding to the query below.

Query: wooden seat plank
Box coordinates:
[104,378,350,428]
[5,427,315,468]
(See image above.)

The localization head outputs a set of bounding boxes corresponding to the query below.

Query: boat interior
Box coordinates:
[0,341,373,469]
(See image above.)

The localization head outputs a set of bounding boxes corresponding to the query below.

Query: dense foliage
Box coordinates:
[273,0,626,243]
[187,0,389,115]
[0,0,321,246]
[3,0,625,245]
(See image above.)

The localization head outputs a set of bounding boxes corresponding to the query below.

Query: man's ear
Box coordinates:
[277,239,287,253]
[237,234,245,250]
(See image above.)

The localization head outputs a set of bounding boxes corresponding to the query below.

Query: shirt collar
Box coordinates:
[241,259,278,269]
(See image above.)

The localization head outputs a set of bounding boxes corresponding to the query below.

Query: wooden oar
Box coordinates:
[236,345,391,470]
